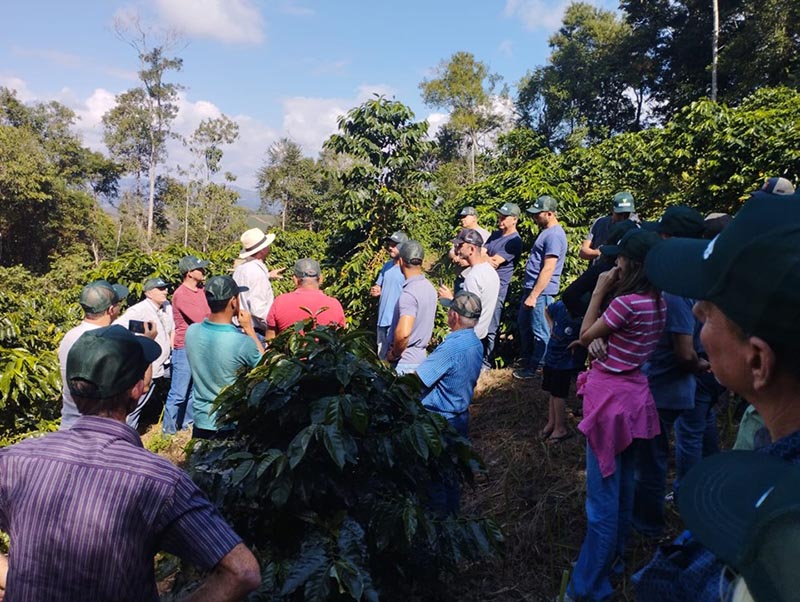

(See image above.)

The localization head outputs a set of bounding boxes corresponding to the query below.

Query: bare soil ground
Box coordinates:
[448,368,683,602]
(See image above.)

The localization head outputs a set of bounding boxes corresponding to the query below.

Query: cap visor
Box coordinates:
[137,335,162,364]
[599,244,620,257]
[440,298,453,309]
[644,238,711,299]
[237,285,250,293]
[679,451,793,568]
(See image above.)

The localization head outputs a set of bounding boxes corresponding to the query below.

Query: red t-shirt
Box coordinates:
[172,284,210,349]
[266,289,346,334]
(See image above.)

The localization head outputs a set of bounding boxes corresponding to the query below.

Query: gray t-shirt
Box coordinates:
[389,274,437,365]
[461,262,500,340]
[58,321,100,430]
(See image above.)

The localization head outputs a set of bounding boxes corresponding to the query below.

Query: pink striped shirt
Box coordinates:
[596,293,666,373]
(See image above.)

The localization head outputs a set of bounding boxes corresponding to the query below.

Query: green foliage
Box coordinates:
[323,97,442,329]
[185,325,503,600]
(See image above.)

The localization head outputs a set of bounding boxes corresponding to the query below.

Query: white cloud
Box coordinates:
[503,0,620,31]
[153,0,265,44]
[498,40,514,58]
[0,75,35,102]
[425,112,449,138]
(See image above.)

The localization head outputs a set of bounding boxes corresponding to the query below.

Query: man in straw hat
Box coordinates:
[233,228,284,336]
[0,325,260,599]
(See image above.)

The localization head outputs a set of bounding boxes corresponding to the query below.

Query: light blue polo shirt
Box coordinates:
[417,328,483,416]
[375,260,405,327]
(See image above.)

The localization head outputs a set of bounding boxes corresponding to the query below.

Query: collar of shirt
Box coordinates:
[70,415,144,448]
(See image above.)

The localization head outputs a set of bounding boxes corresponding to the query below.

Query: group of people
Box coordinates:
[1,173,799,599]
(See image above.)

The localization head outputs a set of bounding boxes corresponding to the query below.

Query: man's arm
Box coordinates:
[487,254,507,269]
[672,333,710,372]
[238,307,265,354]
[185,543,260,602]
[386,315,415,362]
[579,238,602,260]
[524,256,558,308]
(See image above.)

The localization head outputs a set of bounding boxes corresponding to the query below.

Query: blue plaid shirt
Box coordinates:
[417,328,483,416]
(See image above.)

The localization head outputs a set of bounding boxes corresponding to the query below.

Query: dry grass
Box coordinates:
[144,371,690,601]
[449,369,683,602]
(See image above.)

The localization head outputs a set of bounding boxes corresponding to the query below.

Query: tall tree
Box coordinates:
[517,3,637,148]
[105,18,182,244]
[323,96,438,327]
[257,138,319,230]
[420,51,502,182]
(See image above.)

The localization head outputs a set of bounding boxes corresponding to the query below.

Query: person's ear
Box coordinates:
[748,336,778,391]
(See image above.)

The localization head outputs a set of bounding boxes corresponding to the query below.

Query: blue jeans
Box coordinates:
[569,441,638,601]
[482,286,508,369]
[377,326,390,360]
[633,399,713,536]
[427,411,469,515]
[162,348,194,434]
[517,291,553,371]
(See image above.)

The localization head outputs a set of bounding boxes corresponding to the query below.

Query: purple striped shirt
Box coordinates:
[596,293,666,373]
[0,416,241,601]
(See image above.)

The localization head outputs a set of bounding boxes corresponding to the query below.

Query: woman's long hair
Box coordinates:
[612,256,659,299]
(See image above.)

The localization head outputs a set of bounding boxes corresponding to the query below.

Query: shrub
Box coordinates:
[185,323,503,600]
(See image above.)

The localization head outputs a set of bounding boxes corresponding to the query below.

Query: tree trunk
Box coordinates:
[469,131,476,183]
[184,181,190,246]
[711,0,719,102]
[147,152,156,244]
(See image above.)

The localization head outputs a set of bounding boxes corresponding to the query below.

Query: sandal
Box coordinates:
[539,427,554,440]
[546,431,574,445]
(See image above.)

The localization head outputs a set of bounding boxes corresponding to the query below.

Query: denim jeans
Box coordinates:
[376,326,390,360]
[517,291,553,371]
[427,411,469,515]
[632,399,713,536]
[162,348,194,434]
[568,441,638,602]
[482,286,508,369]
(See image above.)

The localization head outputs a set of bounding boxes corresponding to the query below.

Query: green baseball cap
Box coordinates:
[458,206,477,217]
[612,191,635,213]
[79,280,128,313]
[600,229,662,262]
[178,255,209,275]
[497,202,521,217]
[399,240,425,265]
[204,275,248,302]
[294,258,320,278]
[143,277,169,292]
[66,325,161,398]
[645,193,800,347]
[643,205,705,238]
[680,451,800,602]
[527,195,558,214]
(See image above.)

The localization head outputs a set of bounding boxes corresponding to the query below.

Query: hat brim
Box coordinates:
[112,284,129,301]
[644,237,712,299]
[526,208,543,215]
[599,244,620,257]
[679,451,795,569]
[239,232,276,259]
[612,206,634,213]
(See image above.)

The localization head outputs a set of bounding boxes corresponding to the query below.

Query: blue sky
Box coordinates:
[1,0,616,188]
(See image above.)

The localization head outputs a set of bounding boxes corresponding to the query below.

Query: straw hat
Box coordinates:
[238,228,276,259]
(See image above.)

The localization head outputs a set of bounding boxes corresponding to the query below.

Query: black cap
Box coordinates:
[643,205,705,238]
[600,229,661,262]
[645,193,800,347]
[680,451,800,602]
[399,240,425,265]
[385,231,409,245]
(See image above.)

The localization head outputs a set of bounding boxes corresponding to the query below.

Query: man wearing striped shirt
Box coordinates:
[0,325,260,601]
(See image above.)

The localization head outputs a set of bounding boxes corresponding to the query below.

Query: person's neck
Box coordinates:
[91,409,129,423]
[208,310,234,325]
[84,315,112,326]
[754,378,800,441]
[543,217,558,229]
[183,277,199,291]
[146,297,162,310]
[502,225,517,236]
[468,253,489,266]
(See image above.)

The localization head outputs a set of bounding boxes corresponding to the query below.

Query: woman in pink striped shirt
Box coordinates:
[567,229,666,601]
